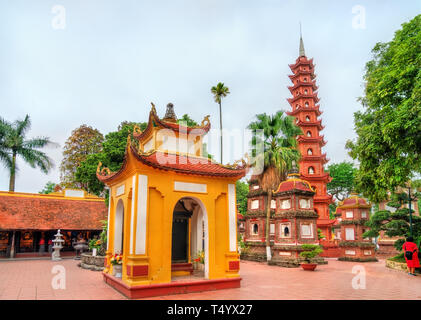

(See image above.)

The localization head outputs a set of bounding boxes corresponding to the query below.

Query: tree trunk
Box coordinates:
[219,102,223,164]
[9,152,16,192]
[266,191,272,262]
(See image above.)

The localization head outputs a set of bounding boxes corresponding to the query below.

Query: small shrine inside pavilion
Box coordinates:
[97,103,247,299]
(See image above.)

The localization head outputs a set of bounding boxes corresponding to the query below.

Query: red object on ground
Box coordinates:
[301,263,317,271]
[403,241,420,268]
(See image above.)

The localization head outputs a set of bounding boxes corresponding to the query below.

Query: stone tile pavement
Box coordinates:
[0,258,420,300]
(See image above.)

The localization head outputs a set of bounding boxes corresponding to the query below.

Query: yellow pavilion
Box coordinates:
[97,103,247,299]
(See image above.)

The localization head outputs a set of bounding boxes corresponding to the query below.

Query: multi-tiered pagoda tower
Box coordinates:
[286,36,334,241]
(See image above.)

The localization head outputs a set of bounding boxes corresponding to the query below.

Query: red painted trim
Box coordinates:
[103,273,241,299]
[133,265,148,277]
[126,265,149,277]
[229,261,240,271]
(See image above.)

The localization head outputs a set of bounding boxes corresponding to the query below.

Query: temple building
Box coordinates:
[97,103,247,299]
[285,35,335,242]
[0,189,107,258]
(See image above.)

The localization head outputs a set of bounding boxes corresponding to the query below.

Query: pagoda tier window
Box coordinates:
[303,77,307,82]
[300,223,313,238]
[270,200,277,209]
[345,228,355,241]
[306,131,312,137]
[270,223,275,235]
[299,198,311,209]
[251,199,259,210]
[252,223,259,235]
[304,89,308,94]
[305,116,310,122]
[308,166,315,175]
[280,223,291,238]
[295,104,299,110]
[305,102,309,107]
[307,148,313,155]
[281,199,291,209]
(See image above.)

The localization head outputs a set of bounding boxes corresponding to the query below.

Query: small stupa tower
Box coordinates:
[336,193,377,262]
[286,33,334,240]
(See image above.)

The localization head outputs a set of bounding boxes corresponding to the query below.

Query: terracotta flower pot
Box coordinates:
[301,263,317,271]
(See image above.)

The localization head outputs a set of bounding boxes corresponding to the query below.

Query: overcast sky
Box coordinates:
[0,0,420,193]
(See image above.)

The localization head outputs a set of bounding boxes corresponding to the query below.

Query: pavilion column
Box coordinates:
[226,184,240,276]
[125,174,149,285]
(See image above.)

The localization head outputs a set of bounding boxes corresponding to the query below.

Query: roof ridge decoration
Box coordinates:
[133,124,142,135]
[195,115,210,128]
[162,102,177,123]
[96,161,111,177]
[150,102,157,115]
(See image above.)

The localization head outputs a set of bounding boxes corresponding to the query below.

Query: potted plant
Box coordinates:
[299,244,323,271]
[110,253,123,278]
[194,250,205,271]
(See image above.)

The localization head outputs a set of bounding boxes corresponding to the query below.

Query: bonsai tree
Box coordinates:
[299,244,323,263]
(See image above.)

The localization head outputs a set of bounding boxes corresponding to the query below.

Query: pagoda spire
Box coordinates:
[299,23,306,57]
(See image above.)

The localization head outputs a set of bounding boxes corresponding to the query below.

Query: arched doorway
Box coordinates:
[114,199,124,254]
[171,197,208,279]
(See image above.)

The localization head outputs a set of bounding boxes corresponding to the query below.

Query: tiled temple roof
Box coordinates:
[0,192,107,230]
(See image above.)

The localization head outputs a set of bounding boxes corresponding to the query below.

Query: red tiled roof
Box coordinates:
[134,150,247,178]
[339,195,370,208]
[97,147,247,183]
[0,194,107,231]
[275,178,314,194]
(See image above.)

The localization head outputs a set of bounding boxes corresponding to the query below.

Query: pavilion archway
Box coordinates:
[170,197,209,279]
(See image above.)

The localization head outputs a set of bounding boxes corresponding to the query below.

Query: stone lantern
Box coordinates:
[52,229,65,261]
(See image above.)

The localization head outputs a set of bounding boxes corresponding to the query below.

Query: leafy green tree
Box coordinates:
[364,207,421,251]
[75,121,147,196]
[0,115,56,191]
[60,125,104,189]
[211,82,230,164]
[236,180,249,215]
[326,162,357,201]
[346,15,421,203]
[248,111,302,261]
[177,114,198,127]
[39,181,58,194]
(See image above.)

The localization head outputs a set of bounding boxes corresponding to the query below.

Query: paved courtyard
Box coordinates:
[0,258,420,300]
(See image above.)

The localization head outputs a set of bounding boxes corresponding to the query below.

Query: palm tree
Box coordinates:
[211,82,230,164]
[248,111,302,261]
[0,115,56,192]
